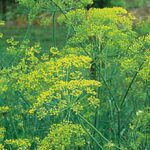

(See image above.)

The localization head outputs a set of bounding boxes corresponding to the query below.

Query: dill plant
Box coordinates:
[0,23,101,149]
[0,0,150,150]
[59,6,149,149]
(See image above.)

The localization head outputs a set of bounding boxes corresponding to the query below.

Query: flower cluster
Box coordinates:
[29,79,101,118]
[38,121,87,150]
[120,34,150,81]
[6,37,19,53]
[5,139,31,150]
[59,7,135,57]
[0,4,149,149]
[0,78,8,95]
[0,106,9,114]
[18,0,93,22]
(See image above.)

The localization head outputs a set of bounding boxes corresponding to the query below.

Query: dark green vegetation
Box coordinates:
[0,0,150,150]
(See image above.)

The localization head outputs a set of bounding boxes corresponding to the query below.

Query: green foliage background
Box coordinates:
[0,0,149,150]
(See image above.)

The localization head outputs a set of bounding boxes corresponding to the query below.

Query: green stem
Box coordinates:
[78,113,109,142]
[52,11,56,47]
[7,20,31,67]
[78,114,121,149]
[117,108,121,147]
[120,61,145,107]
[82,122,103,149]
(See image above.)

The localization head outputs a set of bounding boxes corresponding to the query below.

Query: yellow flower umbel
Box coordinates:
[59,7,135,56]
[0,144,4,150]
[0,106,9,114]
[5,139,31,150]
[6,37,19,54]
[50,47,60,56]
[3,41,101,120]
[38,121,87,150]
[30,79,101,119]
[0,78,8,95]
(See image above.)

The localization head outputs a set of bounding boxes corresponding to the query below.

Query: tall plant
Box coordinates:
[0,0,149,149]
[59,6,150,149]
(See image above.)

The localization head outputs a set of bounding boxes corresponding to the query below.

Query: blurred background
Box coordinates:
[0,0,150,64]
[1,0,150,20]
